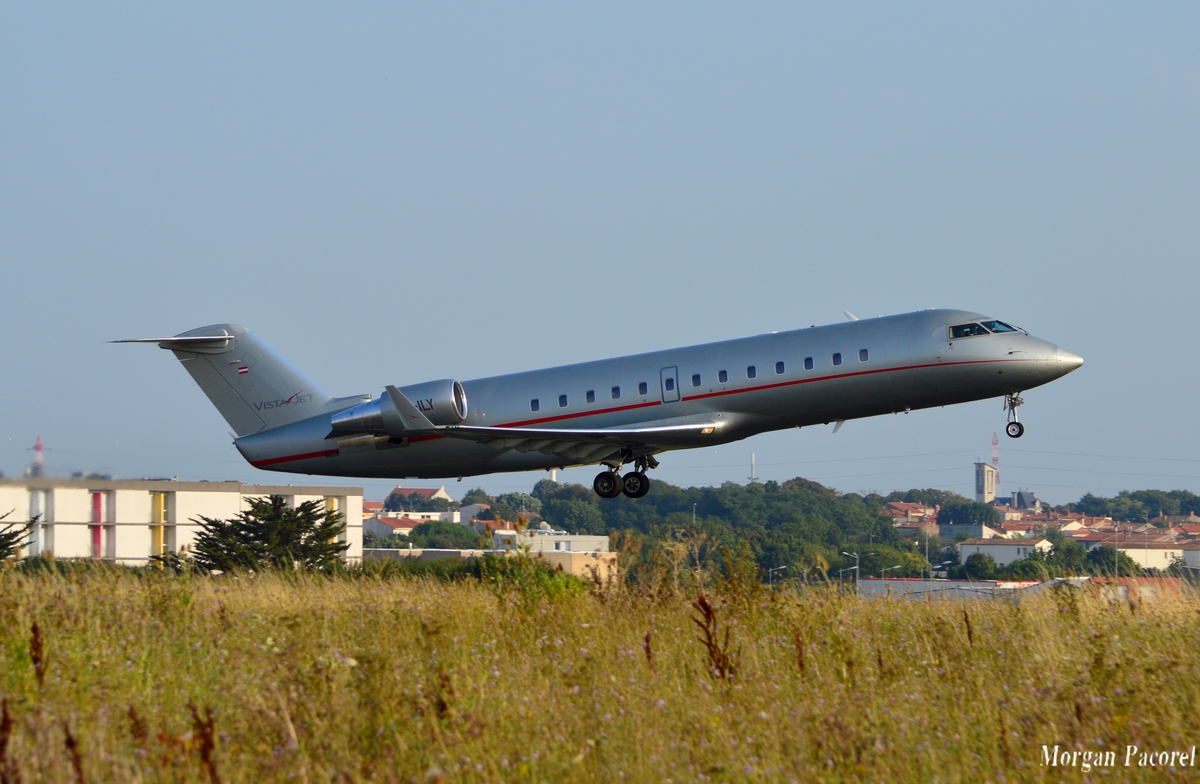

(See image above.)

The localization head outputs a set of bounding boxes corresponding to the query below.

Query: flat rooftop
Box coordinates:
[0,478,363,495]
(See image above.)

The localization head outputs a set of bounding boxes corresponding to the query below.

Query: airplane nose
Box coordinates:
[1055,347,1084,372]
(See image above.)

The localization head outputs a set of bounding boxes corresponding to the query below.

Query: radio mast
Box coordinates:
[28,436,44,478]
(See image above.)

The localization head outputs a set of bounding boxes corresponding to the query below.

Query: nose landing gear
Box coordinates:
[1004,393,1025,438]
[593,454,658,498]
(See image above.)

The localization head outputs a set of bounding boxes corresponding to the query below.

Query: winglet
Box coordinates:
[842,311,858,322]
[382,385,438,434]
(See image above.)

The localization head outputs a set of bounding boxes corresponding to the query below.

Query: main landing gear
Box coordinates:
[1004,393,1025,438]
[593,455,658,499]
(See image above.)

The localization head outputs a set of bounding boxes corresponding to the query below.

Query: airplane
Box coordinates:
[116,309,1082,498]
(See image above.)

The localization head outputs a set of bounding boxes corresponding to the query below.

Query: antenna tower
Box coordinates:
[749,453,759,483]
[28,436,44,478]
[991,432,1000,496]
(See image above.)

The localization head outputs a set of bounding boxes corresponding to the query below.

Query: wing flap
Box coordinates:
[441,421,718,447]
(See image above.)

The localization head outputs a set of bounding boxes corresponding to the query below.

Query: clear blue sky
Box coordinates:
[2,4,1198,505]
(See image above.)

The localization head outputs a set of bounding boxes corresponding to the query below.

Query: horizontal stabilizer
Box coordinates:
[111,332,235,354]
[111,335,234,343]
[114,324,331,436]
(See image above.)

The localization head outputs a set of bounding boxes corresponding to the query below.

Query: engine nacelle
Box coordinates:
[329,378,467,436]
[396,379,468,426]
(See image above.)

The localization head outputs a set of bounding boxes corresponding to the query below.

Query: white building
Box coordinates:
[379,509,460,523]
[492,528,609,554]
[364,515,421,539]
[957,537,1051,567]
[0,478,363,565]
[459,503,490,526]
[1114,541,1185,571]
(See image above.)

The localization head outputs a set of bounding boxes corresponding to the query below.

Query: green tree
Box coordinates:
[938,500,1001,527]
[495,492,541,517]
[531,479,564,503]
[954,552,998,580]
[384,491,459,513]
[1076,493,1110,517]
[856,544,929,578]
[1084,545,1141,577]
[542,498,606,535]
[191,495,348,573]
[1045,530,1086,573]
[886,488,968,508]
[406,521,487,549]
[461,488,491,506]
[0,510,32,560]
[999,548,1054,581]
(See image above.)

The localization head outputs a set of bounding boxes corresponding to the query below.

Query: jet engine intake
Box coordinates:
[328,379,467,437]
[396,379,468,425]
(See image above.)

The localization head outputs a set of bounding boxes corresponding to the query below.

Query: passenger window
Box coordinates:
[804,357,814,371]
[718,370,728,383]
[558,394,568,408]
[949,323,991,339]
[638,382,648,395]
[530,399,540,412]
[586,390,596,403]
[692,374,701,387]
[664,378,675,392]
[980,320,1018,333]
[832,353,842,366]
[747,365,757,379]
[611,386,621,399]
[859,349,868,362]
[775,361,785,375]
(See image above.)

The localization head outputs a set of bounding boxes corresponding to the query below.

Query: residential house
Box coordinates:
[957,537,1051,567]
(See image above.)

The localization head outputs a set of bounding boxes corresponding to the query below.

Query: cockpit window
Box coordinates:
[980,320,1018,333]
[949,323,991,339]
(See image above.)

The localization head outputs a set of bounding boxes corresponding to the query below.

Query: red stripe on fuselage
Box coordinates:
[251,448,339,468]
[498,399,662,428]
[252,358,1025,467]
[680,358,1022,403]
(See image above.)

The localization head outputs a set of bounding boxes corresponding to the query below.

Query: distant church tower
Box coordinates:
[975,462,997,504]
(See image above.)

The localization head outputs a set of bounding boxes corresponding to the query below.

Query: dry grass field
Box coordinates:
[1,562,1198,783]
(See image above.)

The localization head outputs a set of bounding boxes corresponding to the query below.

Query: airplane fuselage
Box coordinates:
[232,309,1081,480]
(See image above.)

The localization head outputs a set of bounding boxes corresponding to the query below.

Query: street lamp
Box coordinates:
[842,551,874,594]
[880,564,901,579]
[768,565,787,587]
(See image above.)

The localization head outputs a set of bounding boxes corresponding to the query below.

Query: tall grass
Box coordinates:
[1,562,1198,782]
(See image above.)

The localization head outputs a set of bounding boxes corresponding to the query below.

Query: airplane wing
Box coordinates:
[434,421,717,463]
[380,385,718,463]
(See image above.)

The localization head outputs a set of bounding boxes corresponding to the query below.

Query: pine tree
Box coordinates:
[0,510,32,560]
[191,495,348,573]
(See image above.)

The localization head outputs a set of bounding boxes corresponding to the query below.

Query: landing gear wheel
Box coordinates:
[621,471,650,498]
[593,471,624,499]
[1005,421,1025,439]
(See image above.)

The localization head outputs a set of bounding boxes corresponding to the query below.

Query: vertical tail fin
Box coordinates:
[116,325,332,436]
